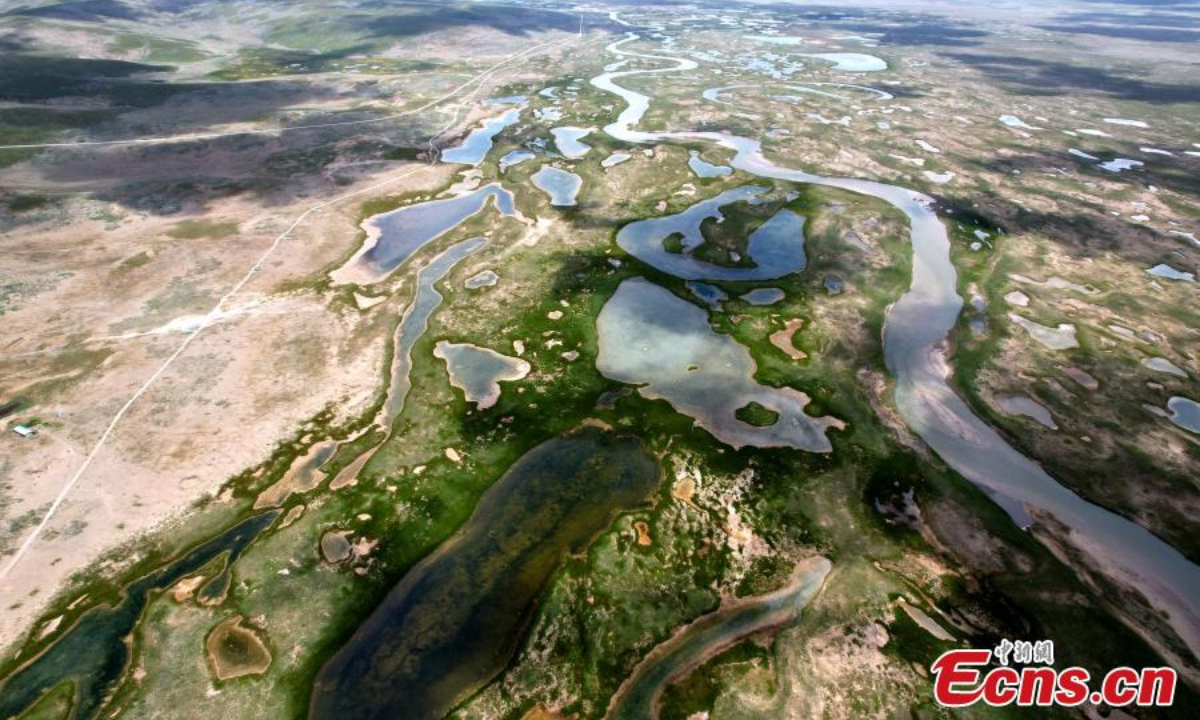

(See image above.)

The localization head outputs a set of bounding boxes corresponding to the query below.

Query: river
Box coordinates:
[589,32,1200,657]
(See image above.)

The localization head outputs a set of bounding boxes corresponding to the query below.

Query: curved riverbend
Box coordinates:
[591,33,1200,656]
[605,557,830,720]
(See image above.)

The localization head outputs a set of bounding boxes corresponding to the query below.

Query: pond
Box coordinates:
[498,149,535,172]
[441,108,521,166]
[615,187,807,281]
[346,184,514,282]
[798,52,887,72]
[688,149,732,177]
[550,126,592,158]
[531,165,583,206]
[0,512,279,720]
[434,341,530,409]
[596,278,843,452]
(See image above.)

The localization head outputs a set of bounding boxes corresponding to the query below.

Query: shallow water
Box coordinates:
[441,108,521,165]
[434,341,530,409]
[602,152,632,168]
[1099,158,1143,173]
[616,188,807,281]
[1142,357,1187,378]
[606,558,829,720]
[596,278,841,451]
[686,280,727,308]
[310,430,659,720]
[741,287,785,305]
[591,32,1200,654]
[0,512,279,720]
[994,394,1057,429]
[465,270,499,289]
[359,184,514,279]
[550,126,592,158]
[1147,263,1195,282]
[1000,115,1039,129]
[531,165,583,206]
[688,149,732,177]
[1009,314,1079,350]
[383,237,488,426]
[1167,396,1200,433]
[498,149,535,172]
[798,52,887,72]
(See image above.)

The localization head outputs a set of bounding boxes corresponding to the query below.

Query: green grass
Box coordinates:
[166,219,239,240]
[734,401,779,427]
[107,35,209,64]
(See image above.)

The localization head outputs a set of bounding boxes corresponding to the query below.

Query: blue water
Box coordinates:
[616,187,807,281]
[688,149,732,177]
[363,184,514,276]
[531,166,582,206]
[441,108,520,165]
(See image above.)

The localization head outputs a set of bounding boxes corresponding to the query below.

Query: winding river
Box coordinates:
[590,32,1200,656]
[605,557,830,720]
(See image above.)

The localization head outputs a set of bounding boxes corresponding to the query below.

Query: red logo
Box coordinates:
[931,642,1176,708]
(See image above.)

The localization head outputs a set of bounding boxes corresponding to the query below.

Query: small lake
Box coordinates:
[551,126,592,158]
[310,430,659,720]
[602,152,632,168]
[531,166,583,206]
[688,150,732,178]
[357,184,514,280]
[1147,263,1195,282]
[1167,396,1200,434]
[1009,314,1078,350]
[686,280,727,308]
[465,270,499,289]
[740,287,785,305]
[434,341,530,409]
[994,394,1057,429]
[440,108,521,165]
[498,149,535,172]
[596,278,842,451]
[616,187,807,281]
[799,52,887,72]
